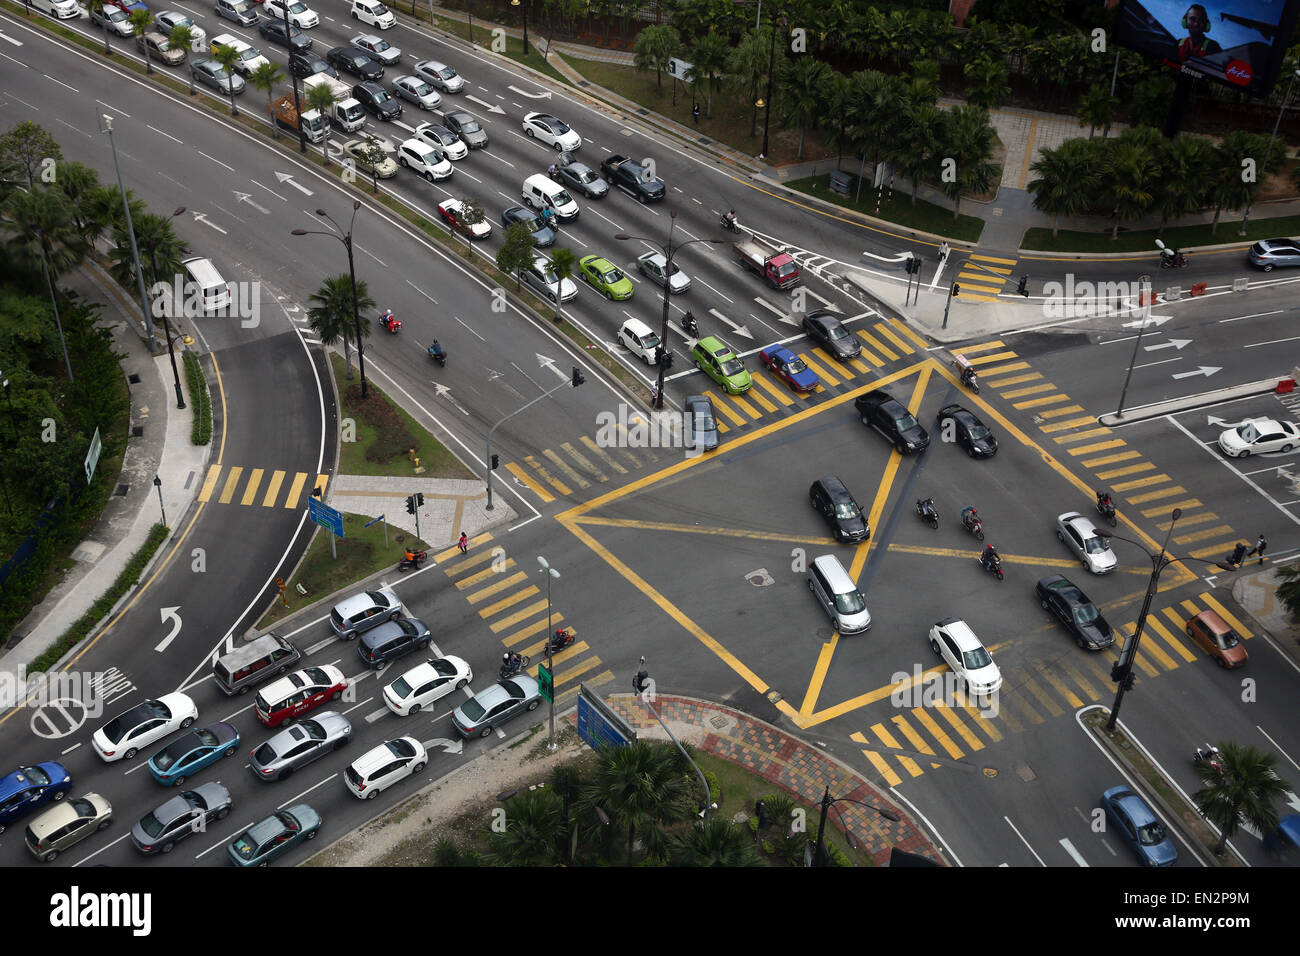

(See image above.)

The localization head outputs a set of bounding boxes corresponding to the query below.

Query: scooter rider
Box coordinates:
[918,497,937,519]
[429,339,444,359]
[981,543,1000,571]
[1096,489,1114,513]
[723,209,737,230]
[961,505,979,529]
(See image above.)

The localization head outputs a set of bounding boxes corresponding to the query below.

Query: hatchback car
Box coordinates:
[352,32,400,64]
[258,17,311,51]
[155,10,207,45]
[684,394,719,452]
[262,0,319,28]
[137,31,187,66]
[759,344,817,392]
[809,475,869,543]
[617,318,660,365]
[413,122,467,160]
[93,693,198,762]
[382,656,473,716]
[452,676,542,738]
[343,137,398,178]
[0,762,71,835]
[1056,512,1117,574]
[443,109,488,148]
[1248,237,1300,271]
[147,721,241,786]
[226,804,321,866]
[636,251,689,293]
[90,3,134,35]
[1186,609,1248,668]
[191,58,246,94]
[255,665,348,728]
[438,198,492,238]
[520,256,577,303]
[1035,574,1113,650]
[131,783,232,855]
[398,139,453,181]
[556,161,609,198]
[935,403,998,458]
[289,50,336,79]
[250,712,352,781]
[326,45,383,80]
[353,81,401,119]
[1216,418,1299,457]
[928,617,1002,697]
[692,336,751,394]
[357,616,431,670]
[802,310,861,362]
[414,59,465,92]
[501,205,555,246]
[1101,785,1177,866]
[579,255,634,300]
[392,74,441,110]
[25,793,113,862]
[210,34,270,76]
[522,112,581,151]
[344,737,427,798]
[330,586,401,639]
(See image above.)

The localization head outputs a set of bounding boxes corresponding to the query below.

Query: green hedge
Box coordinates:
[184,352,211,445]
[27,522,170,673]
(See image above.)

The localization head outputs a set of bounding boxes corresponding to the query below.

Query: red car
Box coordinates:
[759,344,819,392]
[254,666,348,727]
[437,199,492,240]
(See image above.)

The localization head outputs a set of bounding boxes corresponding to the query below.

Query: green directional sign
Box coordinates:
[538,663,553,703]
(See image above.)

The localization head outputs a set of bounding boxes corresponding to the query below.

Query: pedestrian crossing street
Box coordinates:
[431,534,615,708]
[958,340,1252,567]
[953,253,1020,303]
[196,466,329,508]
[856,591,1253,787]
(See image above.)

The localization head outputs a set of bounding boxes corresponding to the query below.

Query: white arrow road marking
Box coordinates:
[466,94,508,112]
[154,607,183,652]
[1172,366,1222,380]
[274,171,313,195]
[1207,416,1249,428]
[861,248,913,264]
[424,737,465,754]
[233,191,270,214]
[364,706,390,723]
[1144,338,1192,351]
[507,85,548,100]
[801,286,836,307]
[484,367,504,381]
[192,212,227,234]
[1122,314,1171,328]
[432,382,469,415]
[711,307,753,338]
[538,354,569,380]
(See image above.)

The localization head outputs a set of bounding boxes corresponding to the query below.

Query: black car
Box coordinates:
[1035,575,1113,650]
[600,154,665,203]
[855,389,930,454]
[327,46,383,81]
[258,18,311,51]
[357,617,431,671]
[289,51,337,79]
[809,476,869,543]
[352,81,402,120]
[803,309,861,362]
[935,403,998,458]
[443,109,488,148]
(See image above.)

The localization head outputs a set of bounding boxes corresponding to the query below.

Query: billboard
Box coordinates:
[1114,0,1300,98]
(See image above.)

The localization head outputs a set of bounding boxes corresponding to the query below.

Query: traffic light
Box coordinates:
[1110,662,1128,683]
[1123,672,1136,691]
[952,283,960,297]
[906,256,921,275]
[572,366,585,387]
[415,492,424,507]
[405,495,416,515]
[1017,275,1029,297]
[632,669,649,694]
[491,454,499,470]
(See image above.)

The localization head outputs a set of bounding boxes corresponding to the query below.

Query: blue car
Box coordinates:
[148,722,241,786]
[0,762,72,834]
[759,344,819,392]
[1101,785,1177,866]
[501,205,556,248]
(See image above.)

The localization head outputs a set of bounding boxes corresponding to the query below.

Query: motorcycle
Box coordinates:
[548,627,576,654]
[499,653,530,679]
[428,342,446,367]
[680,310,698,337]
[1096,492,1117,527]
[979,549,1004,581]
[916,498,939,530]
[378,309,402,333]
[1194,744,1224,775]
[720,213,739,233]
[953,355,979,394]
[961,509,984,542]
[1156,239,1186,269]
[397,549,428,572]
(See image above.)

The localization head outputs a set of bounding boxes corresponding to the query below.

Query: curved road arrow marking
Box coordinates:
[423,737,465,755]
[154,606,183,652]
[274,171,313,196]
[1172,366,1222,380]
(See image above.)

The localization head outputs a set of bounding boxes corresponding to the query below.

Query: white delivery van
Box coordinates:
[303,74,367,133]
[522,173,580,222]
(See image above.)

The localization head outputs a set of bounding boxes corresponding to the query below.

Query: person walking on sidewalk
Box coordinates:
[692,103,700,125]
[1251,533,1267,565]
[458,531,469,554]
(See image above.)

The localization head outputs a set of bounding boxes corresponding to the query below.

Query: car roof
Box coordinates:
[1111,788,1158,827]
[351,738,413,775]
[333,591,389,615]
[261,666,338,700]
[696,336,730,354]
[762,344,796,360]
[1060,511,1095,531]
[584,256,615,269]
[621,317,654,336]
[937,618,982,650]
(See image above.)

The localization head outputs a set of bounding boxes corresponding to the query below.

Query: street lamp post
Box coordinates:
[633,658,713,820]
[1240,68,1300,235]
[103,114,157,352]
[1115,275,1153,418]
[292,201,368,399]
[283,4,309,153]
[538,556,561,752]
[149,207,188,410]
[616,217,725,409]
[511,0,529,55]
[812,786,902,867]
[759,16,779,160]
[153,474,167,527]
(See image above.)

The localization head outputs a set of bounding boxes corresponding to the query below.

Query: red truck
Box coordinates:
[733,236,801,289]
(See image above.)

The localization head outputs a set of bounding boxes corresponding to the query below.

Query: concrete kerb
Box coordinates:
[1098,378,1289,427]
[1231,567,1300,668]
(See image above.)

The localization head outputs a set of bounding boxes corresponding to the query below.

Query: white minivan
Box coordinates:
[808,554,871,633]
[181,257,232,313]
[522,173,579,222]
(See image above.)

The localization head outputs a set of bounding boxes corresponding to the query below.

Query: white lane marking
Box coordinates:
[1003,816,1047,865]
[1059,837,1090,866]
[147,124,183,144]
[1219,310,1284,323]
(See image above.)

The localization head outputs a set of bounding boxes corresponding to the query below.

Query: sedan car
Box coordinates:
[451,675,542,738]
[226,804,321,866]
[1248,237,1300,271]
[759,344,817,392]
[414,59,465,92]
[210,34,270,77]
[1101,785,1177,866]
[131,783,232,855]
[636,251,689,293]
[392,74,441,110]
[344,737,427,798]
[578,256,634,300]
[326,45,383,80]
[342,137,398,178]
[257,18,311,52]
[809,475,869,543]
[855,389,930,454]
[1056,511,1117,574]
[255,665,348,728]
[691,336,751,394]
[382,656,473,716]
[93,693,198,762]
[136,31,187,66]
[0,762,72,835]
[250,712,352,781]
[501,205,555,246]
[352,81,402,120]
[935,403,998,458]
[928,617,1002,697]
[90,4,135,36]
[1035,574,1113,650]
[289,50,336,79]
[443,109,488,148]
[214,0,260,26]
[191,58,246,95]
[802,309,861,362]
[522,111,581,151]
[556,161,609,198]
[155,10,207,46]
[352,33,401,65]
[520,256,577,303]
[435,198,489,238]
[147,721,240,786]
[1216,418,1299,458]
[262,0,319,28]
[684,394,719,452]
[412,122,467,160]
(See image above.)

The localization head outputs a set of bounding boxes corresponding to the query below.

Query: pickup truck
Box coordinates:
[733,236,800,289]
[268,92,328,143]
[302,74,367,132]
[600,155,665,204]
[854,389,930,454]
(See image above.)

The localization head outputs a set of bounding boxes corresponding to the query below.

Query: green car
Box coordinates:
[226,803,321,866]
[692,336,752,394]
[578,255,635,301]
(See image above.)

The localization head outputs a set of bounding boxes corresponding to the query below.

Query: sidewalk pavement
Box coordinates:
[327,473,513,552]
[1232,565,1300,667]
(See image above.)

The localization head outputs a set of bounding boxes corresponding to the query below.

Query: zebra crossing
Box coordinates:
[952,253,1019,303]
[195,466,329,508]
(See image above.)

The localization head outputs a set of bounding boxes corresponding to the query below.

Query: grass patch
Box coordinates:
[1023,215,1285,253]
[183,352,211,445]
[427,16,571,89]
[786,174,986,243]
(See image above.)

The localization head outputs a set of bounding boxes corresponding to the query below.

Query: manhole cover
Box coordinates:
[127,374,141,384]
[115,484,129,496]
[132,426,144,437]
[765,689,783,704]
[697,138,711,146]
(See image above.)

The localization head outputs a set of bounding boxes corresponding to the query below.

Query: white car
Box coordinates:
[637,251,691,293]
[522,112,581,151]
[618,317,661,364]
[383,656,473,716]
[1217,418,1300,458]
[350,0,395,29]
[210,34,270,77]
[352,33,401,66]
[154,10,207,46]
[92,693,199,762]
[397,139,453,181]
[262,0,319,28]
[414,59,464,92]
[928,618,1002,697]
[521,256,577,303]
[1056,511,1117,575]
[31,0,79,20]
[412,122,467,160]
[344,737,427,799]
[90,3,135,36]
[392,75,441,110]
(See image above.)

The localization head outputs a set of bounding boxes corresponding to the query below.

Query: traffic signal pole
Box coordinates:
[485,369,584,511]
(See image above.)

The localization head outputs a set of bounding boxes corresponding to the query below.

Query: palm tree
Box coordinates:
[632,23,680,94]
[725,28,770,138]
[127,8,155,74]
[1276,562,1300,623]
[820,71,852,171]
[583,741,691,865]
[1,187,87,281]
[1006,23,1038,77]
[81,183,145,249]
[1194,742,1293,854]
[167,24,196,94]
[893,102,943,205]
[304,84,337,162]
[668,818,762,866]
[939,105,1000,220]
[211,43,244,117]
[1029,139,1102,237]
[1154,135,1215,235]
[111,211,185,290]
[86,0,116,56]
[248,61,284,139]
[307,274,374,380]
[487,788,561,865]
[549,246,576,323]
[1105,138,1160,239]
[963,55,1010,110]
[781,58,830,162]
[53,161,101,239]
[687,32,730,120]
[1077,81,1117,139]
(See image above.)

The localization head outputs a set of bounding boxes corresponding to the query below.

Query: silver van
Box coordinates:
[522,173,580,222]
[808,554,871,633]
[213,633,302,695]
[181,256,232,312]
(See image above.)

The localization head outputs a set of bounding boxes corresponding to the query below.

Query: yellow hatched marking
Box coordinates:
[1022,673,1065,717]
[1039,404,1086,419]
[1175,524,1233,545]
[543,448,590,490]
[745,385,778,413]
[709,394,747,426]
[978,361,1029,376]
[890,714,938,758]
[798,352,840,386]
[1113,474,1173,492]
[750,370,796,405]
[966,350,1018,366]
[860,749,903,787]
[717,420,730,433]
[580,436,628,475]
[960,292,1000,302]
[1054,428,1113,445]
[561,442,607,484]
[1031,660,1083,709]
[465,571,528,604]
[1058,661,1101,701]
[1158,608,1198,661]
[260,470,286,507]
[456,559,517,590]
[856,330,898,362]
[551,655,603,689]
[502,614,565,648]
[985,373,1042,388]
[1126,484,1185,504]
[1098,463,1156,480]
[198,465,222,503]
[992,696,1024,733]
[875,322,913,354]
[1180,599,1201,617]
[522,456,572,496]
[1158,511,1217,532]
[972,253,1017,265]
[282,472,307,508]
[477,586,540,619]
[1002,383,1057,399]
[440,543,497,576]
[504,462,554,502]
[1070,440,1126,456]
[846,356,872,375]
[487,598,550,633]
[218,466,244,505]
[909,706,964,759]
[727,391,761,419]
[240,469,264,507]
[1190,541,1240,559]
[1129,621,1178,670]
[869,723,924,777]
[959,701,1002,742]
[930,703,984,752]
[1041,416,1099,434]
[1081,450,1140,467]
[1144,498,1201,516]
[1198,593,1253,639]
[888,318,931,352]
[1148,615,1196,663]
[958,281,1004,295]
[1014,394,1071,410]
[953,339,1006,355]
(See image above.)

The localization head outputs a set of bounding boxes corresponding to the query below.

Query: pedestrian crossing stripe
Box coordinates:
[1041,416,1097,433]
[748,369,798,405]
[870,723,925,777]
[874,322,915,355]
[1001,383,1057,399]
[856,329,899,362]
[1097,463,1157,480]
[798,352,841,386]
[1156,609,1198,661]
[967,350,1024,366]
[1141,498,1201,517]
[1014,393,1073,410]
[579,435,629,475]
[524,455,572,496]
[1054,428,1113,445]
[1038,404,1088,419]
[1126,484,1187,504]
[888,319,931,353]
[196,466,330,508]
[954,340,1007,355]
[972,254,1017,266]
[1174,524,1233,544]
[1112,474,1171,492]
[543,448,590,490]
[465,571,528,604]
[744,384,779,414]
[850,332,885,366]
[478,586,541,619]
[504,461,554,502]
[1069,439,1126,456]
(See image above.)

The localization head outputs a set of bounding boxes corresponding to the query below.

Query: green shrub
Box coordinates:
[183,352,212,445]
[704,770,720,807]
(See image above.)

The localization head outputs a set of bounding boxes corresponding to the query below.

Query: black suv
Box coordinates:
[1035,575,1113,650]
[600,155,665,203]
[258,18,311,51]
[802,310,861,362]
[357,617,431,671]
[809,476,869,543]
[855,389,929,454]
[352,81,402,120]
[327,46,383,80]
[289,51,337,79]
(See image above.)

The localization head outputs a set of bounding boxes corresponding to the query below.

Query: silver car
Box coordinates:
[1248,237,1300,271]
[556,161,608,199]
[192,58,246,94]
[90,3,135,36]
[637,251,690,293]
[352,33,401,65]
[393,74,441,110]
[329,587,401,639]
[249,711,352,781]
[1056,512,1117,575]
[520,256,577,303]
[443,109,488,149]
[130,782,232,855]
[451,676,541,738]
[414,58,464,92]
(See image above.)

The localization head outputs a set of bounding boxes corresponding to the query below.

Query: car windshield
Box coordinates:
[459,697,487,722]
[152,749,178,771]
[372,89,391,102]
[576,167,597,182]
[833,501,860,520]
[643,331,661,350]
[1237,424,1259,443]
[372,39,390,51]
[1217,630,1240,649]
[553,189,573,205]
[1084,536,1110,554]
[440,66,456,78]
[109,9,127,19]
[389,676,413,698]
[1137,821,1167,846]
[895,414,918,432]
[233,1,252,10]
[693,411,716,431]
[967,424,991,440]
[719,358,744,377]
[373,2,390,12]
[825,324,848,340]
[411,82,433,95]
[459,119,481,132]
[138,811,165,838]
[833,590,866,614]
[775,262,797,278]
[787,357,809,373]
[553,119,571,133]
[602,268,625,284]
[537,266,559,283]
[1073,604,1100,626]
[289,1,307,11]
[962,647,993,670]
[252,742,276,765]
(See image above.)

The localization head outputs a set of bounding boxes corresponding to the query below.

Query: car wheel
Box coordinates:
[1056,530,1065,541]
[1215,656,1228,668]
[306,829,318,840]
[0,823,5,835]
[1040,599,1050,611]
[527,699,540,711]
[399,156,408,167]
[330,689,342,700]
[526,127,535,138]
[929,637,940,654]
[161,841,175,854]
[1075,636,1087,649]
[43,850,58,863]
[409,703,421,715]
[180,716,195,729]
[1283,444,1294,453]
[1263,263,1274,272]
[456,678,468,689]
[479,725,493,738]
[171,775,187,787]
[366,789,379,799]
[216,807,230,820]
[1237,449,1250,458]
[124,748,138,760]
[375,659,388,671]
[425,171,435,183]
[418,638,430,650]
[554,142,563,151]
[967,446,977,458]
[225,745,237,758]
[53,790,66,801]
[351,10,358,17]
[412,761,426,773]
[335,736,349,750]
[96,819,111,831]
[861,415,870,426]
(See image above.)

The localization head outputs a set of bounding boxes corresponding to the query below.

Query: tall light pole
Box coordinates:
[282,3,309,153]
[102,114,156,352]
[632,657,713,820]
[538,555,560,752]
[1115,275,1152,417]
[484,369,583,510]
[147,206,188,410]
[759,15,779,160]
[292,201,368,399]
[811,787,901,867]
[1240,68,1300,235]
[511,0,529,54]
[616,216,725,408]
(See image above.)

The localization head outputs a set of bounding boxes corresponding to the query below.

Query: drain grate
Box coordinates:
[578,80,590,87]
[697,137,711,146]
[128,373,141,384]
[132,426,144,437]
[635,108,648,116]
[115,484,129,497]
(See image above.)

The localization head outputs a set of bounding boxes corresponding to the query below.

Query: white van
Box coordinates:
[808,555,871,633]
[181,257,232,312]
[522,173,580,222]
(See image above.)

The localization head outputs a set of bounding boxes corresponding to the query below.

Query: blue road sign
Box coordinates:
[363,515,385,528]
[576,685,636,753]
[308,497,344,538]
